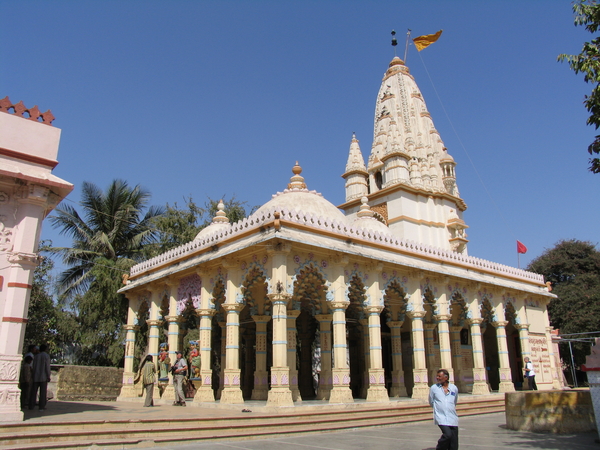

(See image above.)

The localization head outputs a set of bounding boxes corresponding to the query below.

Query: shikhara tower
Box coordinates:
[341,56,468,254]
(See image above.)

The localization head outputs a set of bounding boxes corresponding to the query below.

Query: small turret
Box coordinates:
[342,134,368,202]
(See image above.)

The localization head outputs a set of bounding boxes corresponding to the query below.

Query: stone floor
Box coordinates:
[149,412,600,450]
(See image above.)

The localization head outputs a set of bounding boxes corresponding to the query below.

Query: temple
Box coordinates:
[118,57,562,406]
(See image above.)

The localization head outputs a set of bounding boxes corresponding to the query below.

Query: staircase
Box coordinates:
[0,395,505,449]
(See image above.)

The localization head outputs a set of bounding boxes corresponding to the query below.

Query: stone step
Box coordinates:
[0,397,505,449]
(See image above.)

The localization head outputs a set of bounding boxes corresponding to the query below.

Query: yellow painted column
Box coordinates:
[147,286,163,360]
[493,320,515,392]
[315,314,333,400]
[388,320,407,397]
[467,318,490,395]
[195,308,216,402]
[366,305,388,402]
[436,314,454,383]
[407,310,428,399]
[266,243,293,407]
[220,302,244,404]
[285,310,301,402]
[118,323,139,399]
[251,315,272,400]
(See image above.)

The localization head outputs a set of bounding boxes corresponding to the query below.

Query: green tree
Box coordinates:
[527,239,600,366]
[23,242,78,362]
[147,195,257,257]
[146,197,204,256]
[559,0,600,173]
[48,179,164,299]
[46,180,164,366]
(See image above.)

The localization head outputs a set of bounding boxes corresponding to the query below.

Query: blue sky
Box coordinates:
[2,1,598,272]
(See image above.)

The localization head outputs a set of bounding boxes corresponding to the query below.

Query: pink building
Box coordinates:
[0,97,72,422]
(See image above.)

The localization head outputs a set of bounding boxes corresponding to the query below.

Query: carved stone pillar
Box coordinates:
[118,324,140,399]
[251,315,272,400]
[435,314,455,383]
[467,318,490,395]
[359,318,370,398]
[266,293,293,407]
[492,320,515,392]
[450,325,464,392]
[407,310,428,399]
[329,300,353,403]
[315,314,333,400]
[516,323,531,359]
[424,322,437,384]
[220,303,244,404]
[388,320,407,397]
[195,308,216,402]
[366,305,388,402]
[285,310,301,402]
[162,314,183,401]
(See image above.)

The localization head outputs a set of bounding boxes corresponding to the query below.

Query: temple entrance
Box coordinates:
[346,273,367,398]
[296,310,318,399]
[481,298,499,391]
[505,302,523,389]
[292,261,328,401]
[382,278,409,398]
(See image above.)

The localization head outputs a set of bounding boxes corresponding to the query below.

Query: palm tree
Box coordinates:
[48,179,165,300]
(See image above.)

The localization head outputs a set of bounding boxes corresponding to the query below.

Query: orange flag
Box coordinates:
[413,30,443,51]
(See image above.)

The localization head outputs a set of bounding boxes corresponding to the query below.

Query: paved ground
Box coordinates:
[19,400,600,450]
[152,413,600,450]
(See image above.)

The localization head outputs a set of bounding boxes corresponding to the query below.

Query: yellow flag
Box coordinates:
[413,30,443,51]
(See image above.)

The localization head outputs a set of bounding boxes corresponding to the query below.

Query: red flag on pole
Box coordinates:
[517,240,528,254]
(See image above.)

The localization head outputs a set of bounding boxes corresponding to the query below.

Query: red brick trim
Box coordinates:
[2,317,28,323]
[0,146,58,169]
[7,282,32,289]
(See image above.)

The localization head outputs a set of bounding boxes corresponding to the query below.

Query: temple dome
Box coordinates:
[194,199,231,240]
[254,162,347,223]
[353,197,389,233]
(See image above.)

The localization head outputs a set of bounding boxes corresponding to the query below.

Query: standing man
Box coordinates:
[429,368,459,450]
[29,344,51,411]
[524,357,537,390]
[172,350,188,407]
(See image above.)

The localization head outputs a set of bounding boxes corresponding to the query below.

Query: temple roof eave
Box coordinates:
[338,183,468,212]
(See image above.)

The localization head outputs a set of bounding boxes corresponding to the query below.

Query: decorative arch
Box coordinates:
[382,277,408,322]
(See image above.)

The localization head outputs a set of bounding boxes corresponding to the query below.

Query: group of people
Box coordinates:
[136,350,189,407]
[19,344,52,411]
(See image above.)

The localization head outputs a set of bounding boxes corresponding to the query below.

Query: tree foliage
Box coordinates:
[146,195,257,257]
[47,179,164,299]
[23,242,77,361]
[559,0,600,173]
[527,239,600,365]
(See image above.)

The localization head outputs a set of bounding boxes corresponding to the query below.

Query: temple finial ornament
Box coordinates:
[212,199,230,224]
[287,161,307,190]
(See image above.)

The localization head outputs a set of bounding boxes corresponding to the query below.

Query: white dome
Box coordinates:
[353,197,389,233]
[194,199,232,241]
[254,162,347,223]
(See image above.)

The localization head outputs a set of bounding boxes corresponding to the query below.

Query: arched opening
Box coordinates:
[505,302,523,389]
[382,278,409,397]
[480,298,499,391]
[450,292,470,392]
[346,273,367,399]
[423,288,439,384]
[292,263,327,400]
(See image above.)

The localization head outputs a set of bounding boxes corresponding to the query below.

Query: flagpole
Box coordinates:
[404,29,411,63]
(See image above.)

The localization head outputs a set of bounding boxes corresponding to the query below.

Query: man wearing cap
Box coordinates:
[172,351,188,406]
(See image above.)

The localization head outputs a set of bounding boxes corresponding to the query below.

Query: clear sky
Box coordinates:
[2,0,598,272]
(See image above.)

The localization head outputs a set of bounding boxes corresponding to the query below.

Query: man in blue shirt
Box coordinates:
[429,368,459,449]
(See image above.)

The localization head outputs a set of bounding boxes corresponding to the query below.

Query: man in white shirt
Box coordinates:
[524,357,537,390]
[429,368,459,450]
